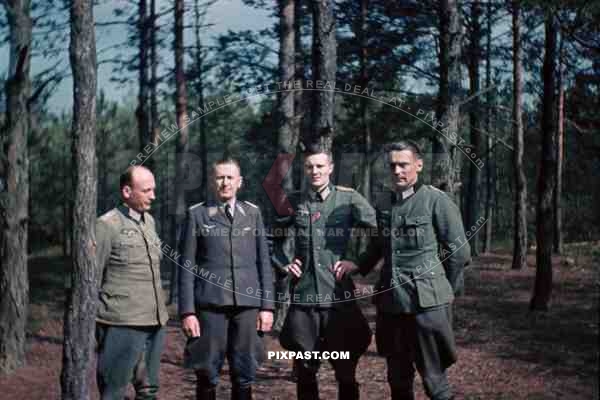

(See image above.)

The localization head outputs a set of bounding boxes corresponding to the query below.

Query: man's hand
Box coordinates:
[331,260,359,281]
[181,315,201,338]
[256,310,274,332]
[286,258,303,278]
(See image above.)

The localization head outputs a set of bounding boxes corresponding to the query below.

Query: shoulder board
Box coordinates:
[243,200,258,209]
[426,185,445,195]
[98,209,119,223]
[189,202,205,211]
[335,185,354,192]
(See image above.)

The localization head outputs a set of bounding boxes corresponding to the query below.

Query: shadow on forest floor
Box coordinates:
[0,244,597,399]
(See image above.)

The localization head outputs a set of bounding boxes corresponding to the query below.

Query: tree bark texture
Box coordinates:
[359,0,371,202]
[466,0,482,255]
[169,0,189,303]
[554,35,564,255]
[136,0,151,170]
[483,0,494,254]
[278,0,297,203]
[512,0,527,270]
[433,0,461,197]
[60,0,98,398]
[193,0,208,201]
[310,0,336,152]
[531,12,558,311]
[0,0,31,376]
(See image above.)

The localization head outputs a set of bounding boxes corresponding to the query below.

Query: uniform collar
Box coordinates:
[206,197,245,221]
[207,196,236,210]
[393,179,422,204]
[220,198,236,215]
[119,203,145,223]
[308,184,333,202]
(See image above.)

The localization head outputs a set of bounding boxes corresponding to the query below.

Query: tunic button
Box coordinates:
[395,250,401,255]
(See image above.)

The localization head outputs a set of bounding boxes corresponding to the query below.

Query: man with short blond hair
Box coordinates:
[273,145,377,400]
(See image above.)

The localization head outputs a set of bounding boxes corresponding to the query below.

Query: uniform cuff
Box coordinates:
[179,312,195,320]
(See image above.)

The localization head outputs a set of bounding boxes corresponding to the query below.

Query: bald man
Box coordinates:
[95,166,169,399]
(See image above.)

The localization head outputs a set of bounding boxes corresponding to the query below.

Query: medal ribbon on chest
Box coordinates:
[311,211,321,223]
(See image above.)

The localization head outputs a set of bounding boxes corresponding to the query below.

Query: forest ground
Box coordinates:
[0,243,598,399]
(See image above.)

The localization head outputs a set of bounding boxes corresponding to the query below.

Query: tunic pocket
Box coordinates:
[414,272,454,308]
[393,215,429,250]
[110,239,129,265]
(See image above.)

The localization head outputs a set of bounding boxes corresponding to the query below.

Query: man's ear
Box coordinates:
[122,185,132,199]
[238,176,243,189]
[416,158,424,172]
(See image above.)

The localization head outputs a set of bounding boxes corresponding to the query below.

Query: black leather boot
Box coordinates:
[390,382,415,400]
[297,378,319,400]
[196,385,216,400]
[338,382,360,400]
[196,376,216,400]
[231,384,253,400]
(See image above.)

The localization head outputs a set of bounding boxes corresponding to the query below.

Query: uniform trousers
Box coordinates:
[194,306,259,388]
[96,324,166,400]
[376,306,457,400]
[280,303,371,398]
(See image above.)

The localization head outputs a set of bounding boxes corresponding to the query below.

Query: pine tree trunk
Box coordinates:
[512,0,527,270]
[278,0,296,198]
[483,0,494,254]
[554,36,564,255]
[0,0,31,375]
[311,0,336,152]
[193,0,208,201]
[433,0,461,197]
[60,0,98,397]
[169,0,189,303]
[98,124,108,214]
[150,0,159,150]
[150,0,164,261]
[530,12,558,311]
[294,0,305,190]
[359,0,371,202]
[466,0,482,255]
[136,0,151,170]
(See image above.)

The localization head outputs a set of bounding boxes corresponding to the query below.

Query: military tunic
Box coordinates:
[272,185,377,307]
[272,185,377,398]
[361,181,471,314]
[96,204,169,326]
[178,199,274,388]
[360,181,471,400]
[178,199,274,312]
[95,204,169,399]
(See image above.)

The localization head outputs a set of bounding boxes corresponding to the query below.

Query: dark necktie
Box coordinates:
[224,204,234,223]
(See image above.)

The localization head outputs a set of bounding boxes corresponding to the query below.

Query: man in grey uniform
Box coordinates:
[179,158,274,400]
[95,165,169,399]
[337,141,471,400]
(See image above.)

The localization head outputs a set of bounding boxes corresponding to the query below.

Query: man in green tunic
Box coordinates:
[95,165,169,399]
[272,145,377,400]
[337,141,471,400]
